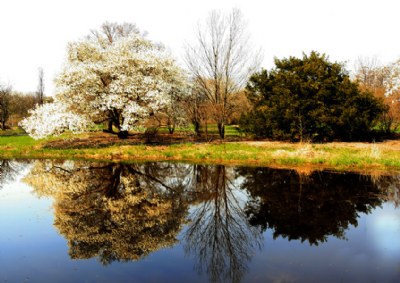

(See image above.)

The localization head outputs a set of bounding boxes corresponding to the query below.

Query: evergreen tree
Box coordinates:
[240,52,387,141]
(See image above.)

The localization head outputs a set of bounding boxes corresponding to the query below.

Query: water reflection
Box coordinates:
[238,167,390,245]
[18,160,400,282]
[0,160,27,189]
[25,161,262,282]
[25,160,189,264]
[184,165,261,283]
[371,174,400,207]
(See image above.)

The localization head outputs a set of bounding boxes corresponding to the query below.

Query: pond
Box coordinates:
[0,160,399,283]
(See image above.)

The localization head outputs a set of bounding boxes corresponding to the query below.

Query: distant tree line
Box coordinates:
[0,84,42,130]
[0,67,49,131]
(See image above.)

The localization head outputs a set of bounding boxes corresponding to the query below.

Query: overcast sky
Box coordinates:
[1,0,399,95]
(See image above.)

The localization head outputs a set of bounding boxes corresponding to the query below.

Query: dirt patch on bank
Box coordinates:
[43,132,247,149]
[43,131,400,151]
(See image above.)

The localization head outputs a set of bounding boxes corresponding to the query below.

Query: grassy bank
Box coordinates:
[1,133,400,173]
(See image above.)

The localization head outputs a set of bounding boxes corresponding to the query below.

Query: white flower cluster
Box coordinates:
[384,60,400,96]
[19,102,93,139]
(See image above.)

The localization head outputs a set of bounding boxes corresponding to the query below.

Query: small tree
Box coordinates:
[0,84,12,130]
[240,52,387,141]
[155,74,190,135]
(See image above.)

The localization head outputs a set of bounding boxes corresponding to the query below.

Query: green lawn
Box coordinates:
[148,124,242,137]
[1,132,400,174]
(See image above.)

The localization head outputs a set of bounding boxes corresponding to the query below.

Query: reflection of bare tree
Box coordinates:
[0,160,27,189]
[238,167,385,245]
[184,165,261,283]
[24,160,189,265]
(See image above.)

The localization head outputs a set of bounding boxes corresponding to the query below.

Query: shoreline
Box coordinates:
[1,133,400,175]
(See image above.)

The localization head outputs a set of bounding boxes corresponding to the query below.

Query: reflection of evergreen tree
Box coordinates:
[238,167,384,245]
[25,160,189,264]
[185,165,261,283]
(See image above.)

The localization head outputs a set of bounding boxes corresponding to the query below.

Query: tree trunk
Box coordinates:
[193,120,201,136]
[108,119,114,133]
[106,165,122,198]
[103,119,115,133]
[168,125,175,134]
[217,122,225,139]
[112,114,128,139]
[117,130,128,139]
[167,118,175,134]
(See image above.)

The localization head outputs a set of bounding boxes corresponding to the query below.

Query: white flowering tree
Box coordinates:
[381,59,400,133]
[384,59,400,96]
[21,23,187,139]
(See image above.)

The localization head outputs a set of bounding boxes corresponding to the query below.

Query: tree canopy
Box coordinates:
[20,22,187,139]
[240,52,387,141]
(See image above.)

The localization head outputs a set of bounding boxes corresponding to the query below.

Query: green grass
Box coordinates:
[149,124,242,137]
[0,127,27,136]
[0,135,36,146]
[2,133,400,173]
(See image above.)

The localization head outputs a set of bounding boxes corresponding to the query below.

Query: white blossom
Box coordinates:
[19,102,93,139]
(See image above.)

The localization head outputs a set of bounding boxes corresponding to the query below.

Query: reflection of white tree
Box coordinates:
[0,160,27,189]
[24,160,189,264]
[184,165,261,283]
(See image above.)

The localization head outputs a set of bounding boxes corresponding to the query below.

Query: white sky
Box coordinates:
[1,0,399,95]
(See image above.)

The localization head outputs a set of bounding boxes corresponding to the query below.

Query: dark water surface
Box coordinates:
[0,160,399,283]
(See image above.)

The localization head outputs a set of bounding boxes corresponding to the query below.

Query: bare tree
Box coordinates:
[353,56,386,91]
[36,67,45,105]
[0,84,12,130]
[185,9,261,138]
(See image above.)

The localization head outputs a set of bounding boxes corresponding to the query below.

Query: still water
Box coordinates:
[0,160,399,283]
